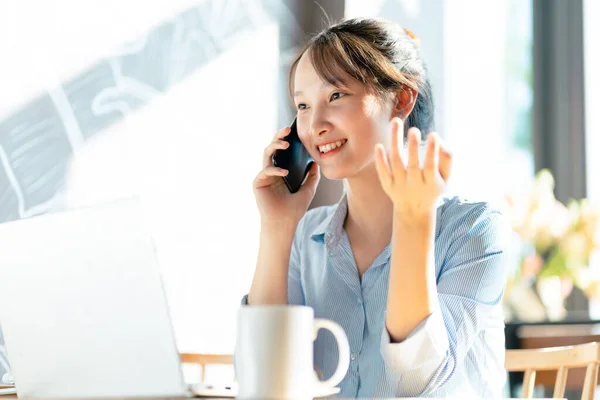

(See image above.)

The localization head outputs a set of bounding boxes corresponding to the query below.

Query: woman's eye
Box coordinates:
[297,103,307,110]
[330,92,345,101]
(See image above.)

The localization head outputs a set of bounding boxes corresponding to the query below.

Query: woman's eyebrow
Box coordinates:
[294,82,349,98]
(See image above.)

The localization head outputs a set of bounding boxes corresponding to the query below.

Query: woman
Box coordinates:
[245,17,508,398]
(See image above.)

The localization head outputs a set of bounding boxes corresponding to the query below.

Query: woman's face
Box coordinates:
[293,52,397,181]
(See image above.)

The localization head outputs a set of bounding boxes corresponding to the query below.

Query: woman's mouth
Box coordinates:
[317,139,347,156]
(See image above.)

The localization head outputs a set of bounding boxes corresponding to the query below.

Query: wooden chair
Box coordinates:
[179,353,234,383]
[505,342,600,399]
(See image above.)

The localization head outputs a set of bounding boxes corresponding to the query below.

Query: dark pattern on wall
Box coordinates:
[0,0,310,379]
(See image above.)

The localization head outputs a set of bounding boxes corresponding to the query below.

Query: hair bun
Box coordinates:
[403,28,421,48]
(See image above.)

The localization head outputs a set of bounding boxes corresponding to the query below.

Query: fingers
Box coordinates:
[406,127,421,170]
[423,132,440,183]
[374,144,393,190]
[254,166,289,187]
[439,145,453,182]
[389,118,406,180]
[378,121,452,205]
[274,126,291,140]
[261,127,291,168]
[263,139,290,168]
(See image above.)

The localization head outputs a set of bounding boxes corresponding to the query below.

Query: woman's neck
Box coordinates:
[343,165,394,241]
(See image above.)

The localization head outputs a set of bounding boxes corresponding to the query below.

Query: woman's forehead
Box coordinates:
[295,52,320,85]
[294,52,356,94]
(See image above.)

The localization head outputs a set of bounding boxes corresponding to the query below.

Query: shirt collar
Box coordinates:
[310,192,348,245]
[310,192,447,246]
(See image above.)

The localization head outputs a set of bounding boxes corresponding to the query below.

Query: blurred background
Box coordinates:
[0,0,598,397]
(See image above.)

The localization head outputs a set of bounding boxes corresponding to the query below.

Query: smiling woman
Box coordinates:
[245,17,509,399]
[285,19,434,183]
[289,19,434,138]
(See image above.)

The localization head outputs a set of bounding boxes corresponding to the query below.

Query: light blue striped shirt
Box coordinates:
[276,193,509,398]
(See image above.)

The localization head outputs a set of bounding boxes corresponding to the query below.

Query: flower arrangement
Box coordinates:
[505,169,600,307]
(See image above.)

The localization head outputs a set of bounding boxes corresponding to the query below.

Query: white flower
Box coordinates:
[548,202,572,239]
[561,232,588,266]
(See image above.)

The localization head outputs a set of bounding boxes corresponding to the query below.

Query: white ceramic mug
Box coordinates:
[235,305,350,399]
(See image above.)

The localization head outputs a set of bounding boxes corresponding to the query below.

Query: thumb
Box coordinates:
[439,148,453,182]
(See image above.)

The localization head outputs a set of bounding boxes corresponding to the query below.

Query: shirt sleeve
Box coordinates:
[240,217,305,306]
[380,311,449,393]
[380,204,509,397]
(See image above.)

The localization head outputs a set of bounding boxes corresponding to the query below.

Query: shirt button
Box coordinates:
[350,352,357,361]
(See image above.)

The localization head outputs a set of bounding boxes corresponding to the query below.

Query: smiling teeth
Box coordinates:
[319,140,346,153]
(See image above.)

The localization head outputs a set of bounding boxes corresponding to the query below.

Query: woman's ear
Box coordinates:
[393,88,418,120]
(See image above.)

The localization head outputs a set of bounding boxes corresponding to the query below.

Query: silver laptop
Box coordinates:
[0,198,235,398]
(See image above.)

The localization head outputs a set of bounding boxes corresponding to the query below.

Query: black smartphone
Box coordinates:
[272,118,313,194]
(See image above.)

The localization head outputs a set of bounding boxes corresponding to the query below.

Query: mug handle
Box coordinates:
[312,319,350,393]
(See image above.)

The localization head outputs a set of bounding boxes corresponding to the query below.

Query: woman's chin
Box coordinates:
[320,166,349,181]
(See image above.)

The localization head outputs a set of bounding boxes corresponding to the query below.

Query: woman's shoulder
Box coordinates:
[436,195,510,238]
[438,195,499,216]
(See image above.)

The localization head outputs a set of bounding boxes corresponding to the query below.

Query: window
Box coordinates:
[584,0,600,318]
[345,0,535,205]
[443,0,534,204]
[0,0,281,384]
[585,0,600,203]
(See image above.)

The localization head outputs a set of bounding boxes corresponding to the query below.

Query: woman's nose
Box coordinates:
[309,114,333,137]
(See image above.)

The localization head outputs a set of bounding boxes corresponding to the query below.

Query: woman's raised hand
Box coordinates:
[374,117,452,222]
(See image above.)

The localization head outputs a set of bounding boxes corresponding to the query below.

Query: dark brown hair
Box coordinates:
[288,17,434,138]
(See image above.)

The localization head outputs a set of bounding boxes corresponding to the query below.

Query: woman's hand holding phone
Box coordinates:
[253,125,320,226]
